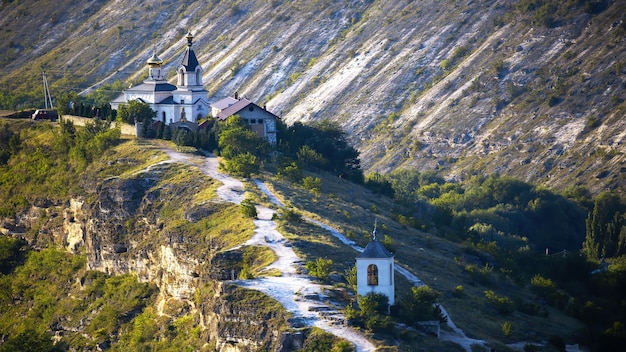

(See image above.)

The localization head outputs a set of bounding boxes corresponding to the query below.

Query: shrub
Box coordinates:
[277,161,302,182]
[276,207,302,223]
[547,95,560,107]
[302,176,322,196]
[399,285,446,324]
[224,152,260,177]
[240,198,257,218]
[306,258,333,280]
[452,285,465,298]
[347,293,392,332]
[502,321,512,338]
[484,290,515,315]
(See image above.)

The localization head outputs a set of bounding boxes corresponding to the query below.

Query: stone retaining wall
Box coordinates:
[62,115,138,136]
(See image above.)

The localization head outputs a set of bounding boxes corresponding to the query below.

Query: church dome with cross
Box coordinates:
[111,30,209,125]
[356,223,395,305]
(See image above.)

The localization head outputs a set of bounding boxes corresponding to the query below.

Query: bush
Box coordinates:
[276,207,302,223]
[240,198,257,218]
[484,290,515,315]
[399,285,446,324]
[277,161,302,182]
[305,258,333,280]
[224,152,260,177]
[452,285,465,298]
[302,176,322,196]
[346,293,392,332]
[502,321,512,338]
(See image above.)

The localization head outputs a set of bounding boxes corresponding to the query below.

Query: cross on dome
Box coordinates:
[372,218,378,241]
[186,31,194,47]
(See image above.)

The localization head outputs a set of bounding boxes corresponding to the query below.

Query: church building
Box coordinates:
[356,224,395,305]
[111,31,209,124]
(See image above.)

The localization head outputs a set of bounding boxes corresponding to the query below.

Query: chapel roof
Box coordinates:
[180,31,200,71]
[358,239,393,259]
[357,224,393,259]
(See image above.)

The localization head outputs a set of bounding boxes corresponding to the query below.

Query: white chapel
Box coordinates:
[356,224,395,305]
[111,31,209,124]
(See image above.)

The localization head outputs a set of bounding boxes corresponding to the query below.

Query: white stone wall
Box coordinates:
[356,257,395,305]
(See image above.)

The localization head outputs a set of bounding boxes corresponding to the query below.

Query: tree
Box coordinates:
[280,120,363,182]
[218,115,269,159]
[240,198,257,218]
[346,292,391,332]
[297,145,327,171]
[116,100,155,124]
[398,285,446,324]
[302,176,322,196]
[364,172,395,198]
[223,152,260,178]
[277,161,302,182]
[583,192,626,259]
[56,91,78,116]
[175,128,193,148]
[305,258,333,280]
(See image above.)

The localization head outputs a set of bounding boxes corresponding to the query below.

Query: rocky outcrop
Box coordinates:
[0,161,299,351]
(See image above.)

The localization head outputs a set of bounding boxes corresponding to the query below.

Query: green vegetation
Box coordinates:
[305,257,333,281]
[116,100,155,124]
[217,115,269,177]
[397,285,446,324]
[240,198,258,218]
[346,292,392,332]
[0,118,120,218]
[299,327,355,352]
[268,159,626,349]
[277,119,363,183]
[2,101,626,350]
[0,246,154,350]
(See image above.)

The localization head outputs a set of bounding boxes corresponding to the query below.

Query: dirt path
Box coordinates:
[160,148,376,352]
[155,147,482,351]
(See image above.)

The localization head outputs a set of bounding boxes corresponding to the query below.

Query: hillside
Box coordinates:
[1,0,625,194]
[1,119,603,351]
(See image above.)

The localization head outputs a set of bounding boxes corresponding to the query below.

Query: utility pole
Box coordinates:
[42,70,54,109]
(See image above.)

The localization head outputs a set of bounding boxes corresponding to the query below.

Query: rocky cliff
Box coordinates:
[0,151,296,351]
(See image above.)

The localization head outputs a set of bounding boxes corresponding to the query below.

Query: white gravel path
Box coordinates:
[160,147,483,351]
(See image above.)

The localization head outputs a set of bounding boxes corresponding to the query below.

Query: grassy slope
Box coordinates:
[261,170,584,350]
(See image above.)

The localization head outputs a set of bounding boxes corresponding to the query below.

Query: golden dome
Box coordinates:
[147,52,163,65]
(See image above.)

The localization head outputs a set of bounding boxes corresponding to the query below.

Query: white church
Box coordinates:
[356,224,395,305]
[111,31,209,124]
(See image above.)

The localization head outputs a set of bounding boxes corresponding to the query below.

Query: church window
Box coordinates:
[367,264,378,286]
[196,69,201,84]
[249,106,254,111]
[162,111,166,123]
[250,119,256,124]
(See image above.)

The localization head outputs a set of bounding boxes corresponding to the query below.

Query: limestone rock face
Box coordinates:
[1,164,303,351]
[75,176,200,301]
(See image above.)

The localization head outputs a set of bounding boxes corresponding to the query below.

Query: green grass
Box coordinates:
[258,169,584,347]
